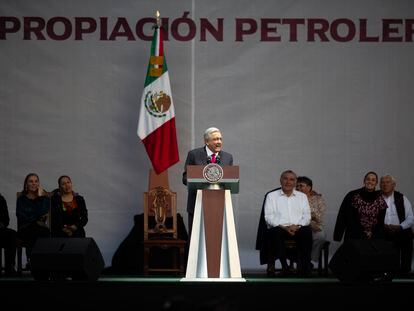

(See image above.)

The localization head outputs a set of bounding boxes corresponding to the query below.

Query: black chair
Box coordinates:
[16,238,31,275]
[0,246,3,274]
[286,239,330,276]
[318,241,330,276]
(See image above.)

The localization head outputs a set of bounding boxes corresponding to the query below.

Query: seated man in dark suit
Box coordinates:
[182,127,233,237]
[256,170,312,277]
[0,193,17,276]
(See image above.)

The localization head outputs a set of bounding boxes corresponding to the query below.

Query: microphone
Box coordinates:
[207,156,212,164]
[216,155,221,164]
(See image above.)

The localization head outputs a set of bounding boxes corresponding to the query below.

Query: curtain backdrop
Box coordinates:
[1,0,413,270]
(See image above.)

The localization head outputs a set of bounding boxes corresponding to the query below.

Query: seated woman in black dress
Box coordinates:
[51,175,88,238]
[334,171,388,241]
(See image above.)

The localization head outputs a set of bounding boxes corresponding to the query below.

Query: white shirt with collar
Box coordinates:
[205,146,216,158]
[264,189,311,229]
[383,192,414,230]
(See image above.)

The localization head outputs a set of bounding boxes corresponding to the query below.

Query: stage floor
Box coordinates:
[1,272,413,310]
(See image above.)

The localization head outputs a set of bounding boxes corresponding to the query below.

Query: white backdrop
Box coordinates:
[1,0,414,270]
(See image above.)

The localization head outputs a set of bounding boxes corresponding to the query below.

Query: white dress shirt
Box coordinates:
[206,146,214,157]
[264,189,311,229]
[205,146,217,161]
[383,192,414,230]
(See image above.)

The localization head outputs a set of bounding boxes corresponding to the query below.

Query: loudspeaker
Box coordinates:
[31,237,105,281]
[329,239,400,283]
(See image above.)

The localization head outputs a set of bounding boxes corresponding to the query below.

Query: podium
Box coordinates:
[181,164,245,282]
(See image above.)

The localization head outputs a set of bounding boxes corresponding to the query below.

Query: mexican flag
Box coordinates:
[137,25,179,174]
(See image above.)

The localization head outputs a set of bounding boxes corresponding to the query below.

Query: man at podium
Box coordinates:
[182,127,233,236]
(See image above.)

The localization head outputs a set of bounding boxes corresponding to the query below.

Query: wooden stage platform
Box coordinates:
[1,272,413,310]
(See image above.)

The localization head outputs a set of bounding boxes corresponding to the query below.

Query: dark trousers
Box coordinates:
[17,223,50,260]
[0,227,17,272]
[385,228,413,274]
[267,225,313,273]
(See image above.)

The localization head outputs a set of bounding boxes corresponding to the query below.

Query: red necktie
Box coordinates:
[211,154,216,163]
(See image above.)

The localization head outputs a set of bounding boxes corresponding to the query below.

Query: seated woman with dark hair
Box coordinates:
[16,173,50,263]
[51,175,88,238]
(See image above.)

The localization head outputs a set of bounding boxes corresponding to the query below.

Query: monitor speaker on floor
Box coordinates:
[31,237,105,281]
[329,239,399,283]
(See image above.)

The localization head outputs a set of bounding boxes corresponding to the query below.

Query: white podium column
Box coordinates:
[181,189,245,282]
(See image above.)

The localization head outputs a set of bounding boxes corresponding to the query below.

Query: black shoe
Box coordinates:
[277,268,294,278]
[396,271,410,279]
[266,270,275,277]
[266,266,276,277]
[298,267,311,278]
[4,269,17,277]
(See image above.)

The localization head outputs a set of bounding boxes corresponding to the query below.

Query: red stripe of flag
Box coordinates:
[141,117,179,174]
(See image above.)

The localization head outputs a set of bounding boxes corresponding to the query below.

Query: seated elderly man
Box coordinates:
[380,175,414,277]
[256,170,312,277]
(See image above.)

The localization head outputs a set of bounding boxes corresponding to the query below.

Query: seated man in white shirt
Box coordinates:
[264,170,313,277]
[380,175,414,276]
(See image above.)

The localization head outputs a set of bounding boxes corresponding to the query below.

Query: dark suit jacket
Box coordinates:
[182,146,233,214]
[0,193,10,228]
[255,188,280,265]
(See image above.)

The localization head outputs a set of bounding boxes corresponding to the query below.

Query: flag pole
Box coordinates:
[154,9,166,177]
[156,10,161,27]
[138,9,179,174]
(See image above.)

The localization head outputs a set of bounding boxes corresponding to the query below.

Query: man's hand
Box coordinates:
[280,224,301,236]
[384,224,402,234]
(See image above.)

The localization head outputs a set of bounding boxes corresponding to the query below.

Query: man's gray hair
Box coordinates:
[280,170,297,181]
[204,127,221,140]
[381,174,397,185]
